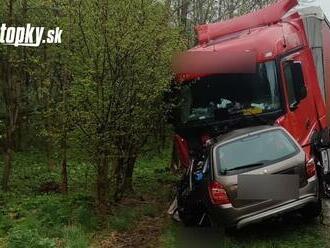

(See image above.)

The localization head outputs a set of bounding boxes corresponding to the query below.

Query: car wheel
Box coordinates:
[178,208,202,226]
[300,199,322,219]
[224,226,237,236]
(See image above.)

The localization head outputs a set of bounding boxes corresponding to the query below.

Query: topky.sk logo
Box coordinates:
[0,23,63,47]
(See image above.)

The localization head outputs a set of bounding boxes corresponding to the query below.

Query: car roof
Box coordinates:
[214,125,281,144]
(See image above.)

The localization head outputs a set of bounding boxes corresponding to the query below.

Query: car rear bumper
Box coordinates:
[209,177,319,229]
[235,194,318,229]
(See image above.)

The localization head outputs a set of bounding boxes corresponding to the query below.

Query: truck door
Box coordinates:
[281,51,317,146]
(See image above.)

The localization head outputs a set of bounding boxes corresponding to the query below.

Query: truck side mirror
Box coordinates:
[289,62,307,101]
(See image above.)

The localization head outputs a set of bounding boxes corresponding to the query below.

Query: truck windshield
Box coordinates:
[177,61,281,124]
[215,129,298,175]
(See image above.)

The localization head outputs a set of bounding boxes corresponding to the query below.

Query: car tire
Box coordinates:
[178,209,202,226]
[300,199,322,219]
[224,226,237,236]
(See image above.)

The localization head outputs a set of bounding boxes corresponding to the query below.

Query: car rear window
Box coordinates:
[215,129,299,175]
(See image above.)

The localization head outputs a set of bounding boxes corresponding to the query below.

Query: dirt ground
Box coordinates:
[98,216,165,248]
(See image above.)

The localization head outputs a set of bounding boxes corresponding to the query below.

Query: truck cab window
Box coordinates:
[284,64,297,107]
[283,61,307,110]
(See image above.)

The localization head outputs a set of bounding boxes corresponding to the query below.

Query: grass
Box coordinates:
[62,226,89,248]
[0,148,176,247]
[159,222,178,248]
[160,206,330,248]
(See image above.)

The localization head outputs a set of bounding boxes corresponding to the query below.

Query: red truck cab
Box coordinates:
[172,0,330,179]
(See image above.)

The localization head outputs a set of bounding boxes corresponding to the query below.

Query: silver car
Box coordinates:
[177,126,321,229]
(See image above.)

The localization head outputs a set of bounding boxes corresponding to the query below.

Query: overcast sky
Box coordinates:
[300,0,330,18]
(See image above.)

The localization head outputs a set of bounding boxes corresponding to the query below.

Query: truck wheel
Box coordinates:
[300,200,322,219]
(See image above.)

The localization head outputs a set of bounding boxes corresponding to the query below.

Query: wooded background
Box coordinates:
[0,0,275,212]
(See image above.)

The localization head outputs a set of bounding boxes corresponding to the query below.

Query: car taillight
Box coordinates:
[208,181,230,205]
[306,158,316,179]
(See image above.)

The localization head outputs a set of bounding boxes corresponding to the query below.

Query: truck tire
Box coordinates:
[300,199,322,219]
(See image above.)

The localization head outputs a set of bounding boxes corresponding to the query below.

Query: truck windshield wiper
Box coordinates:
[223,162,265,174]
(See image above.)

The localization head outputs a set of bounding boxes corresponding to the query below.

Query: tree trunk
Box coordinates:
[2,147,13,191]
[60,157,68,194]
[122,156,137,194]
[96,153,110,214]
[60,76,68,192]
[14,118,22,151]
[46,141,56,171]
[114,155,137,201]
[59,0,71,194]
[2,116,15,192]
[113,156,124,201]
[1,0,17,192]
[180,0,189,31]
